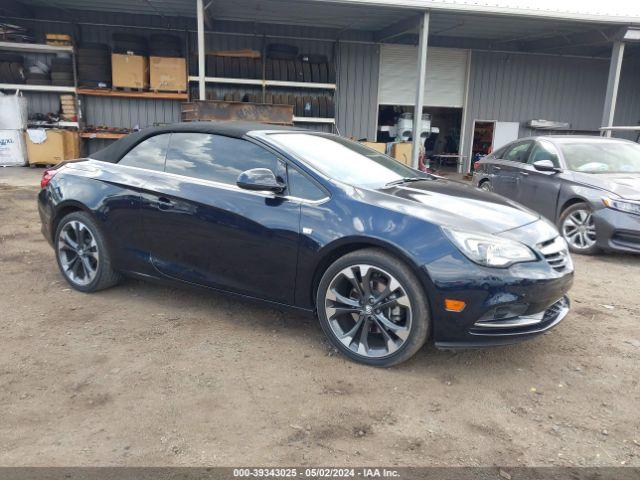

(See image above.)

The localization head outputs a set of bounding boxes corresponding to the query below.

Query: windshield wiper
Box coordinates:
[383,177,428,188]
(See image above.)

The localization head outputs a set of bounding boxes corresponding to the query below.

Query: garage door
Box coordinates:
[378,44,469,107]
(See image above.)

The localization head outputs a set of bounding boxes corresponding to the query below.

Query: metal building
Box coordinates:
[2,0,639,170]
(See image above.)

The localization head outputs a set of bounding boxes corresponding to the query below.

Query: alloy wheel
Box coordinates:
[479,181,492,192]
[57,220,100,286]
[324,264,412,359]
[562,209,596,250]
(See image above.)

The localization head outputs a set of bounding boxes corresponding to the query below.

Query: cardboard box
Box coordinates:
[391,142,413,166]
[112,54,149,90]
[150,56,187,92]
[26,129,79,165]
[360,141,386,154]
[0,130,27,166]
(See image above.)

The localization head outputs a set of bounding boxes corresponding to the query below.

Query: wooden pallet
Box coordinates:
[77,87,188,100]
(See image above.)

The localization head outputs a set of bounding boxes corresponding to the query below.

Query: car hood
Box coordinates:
[369,177,541,235]
[572,172,640,201]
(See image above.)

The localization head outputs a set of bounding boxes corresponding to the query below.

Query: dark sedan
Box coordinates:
[38,122,573,366]
[473,136,640,255]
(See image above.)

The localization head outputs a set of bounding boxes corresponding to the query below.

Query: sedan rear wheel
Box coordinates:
[316,249,430,367]
[55,211,121,292]
[560,203,599,255]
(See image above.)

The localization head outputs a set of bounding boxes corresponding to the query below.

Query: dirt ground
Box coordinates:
[0,167,639,467]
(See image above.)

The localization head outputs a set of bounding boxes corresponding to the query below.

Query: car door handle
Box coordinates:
[493,166,502,171]
[520,172,529,177]
[157,197,174,210]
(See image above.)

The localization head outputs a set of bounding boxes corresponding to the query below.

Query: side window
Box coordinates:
[118,134,170,171]
[503,141,532,163]
[164,133,279,184]
[528,141,560,167]
[492,146,507,159]
[287,165,327,201]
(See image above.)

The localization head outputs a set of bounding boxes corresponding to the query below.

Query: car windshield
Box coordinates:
[268,133,427,188]
[560,140,640,174]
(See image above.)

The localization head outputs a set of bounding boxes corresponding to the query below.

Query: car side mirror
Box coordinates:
[532,160,560,173]
[237,168,285,193]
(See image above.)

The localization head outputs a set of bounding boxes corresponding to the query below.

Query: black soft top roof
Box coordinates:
[90,121,304,162]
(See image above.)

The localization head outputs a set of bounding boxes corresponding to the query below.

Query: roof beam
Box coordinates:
[374,14,421,42]
[516,26,627,52]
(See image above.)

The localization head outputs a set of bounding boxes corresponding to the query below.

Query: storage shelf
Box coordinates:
[0,41,74,53]
[77,88,188,100]
[80,132,128,140]
[28,121,79,128]
[266,80,336,90]
[188,76,336,90]
[293,116,335,124]
[0,83,75,93]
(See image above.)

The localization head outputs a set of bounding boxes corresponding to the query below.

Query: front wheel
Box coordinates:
[479,180,492,192]
[559,203,599,255]
[316,248,430,367]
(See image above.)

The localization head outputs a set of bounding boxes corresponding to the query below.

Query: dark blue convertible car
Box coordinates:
[38,122,573,366]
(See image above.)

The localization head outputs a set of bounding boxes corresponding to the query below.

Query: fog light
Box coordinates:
[444,299,466,312]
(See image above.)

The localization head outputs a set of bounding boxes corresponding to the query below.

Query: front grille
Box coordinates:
[538,236,572,272]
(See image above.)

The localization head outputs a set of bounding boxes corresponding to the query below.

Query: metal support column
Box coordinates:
[196,0,206,101]
[411,11,429,169]
[601,41,625,137]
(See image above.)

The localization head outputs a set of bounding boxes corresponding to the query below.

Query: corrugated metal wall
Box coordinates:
[336,42,380,140]
[462,50,640,168]
[15,8,380,154]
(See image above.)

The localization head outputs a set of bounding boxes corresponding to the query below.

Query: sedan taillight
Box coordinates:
[40,168,58,189]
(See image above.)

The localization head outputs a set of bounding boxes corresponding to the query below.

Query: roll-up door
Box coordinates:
[378,44,468,107]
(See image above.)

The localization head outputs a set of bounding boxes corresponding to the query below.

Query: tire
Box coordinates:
[311,63,320,83]
[478,180,492,192]
[265,59,274,80]
[294,96,304,116]
[302,61,312,82]
[318,95,328,117]
[326,96,335,117]
[302,96,313,117]
[317,63,328,83]
[316,248,430,367]
[311,96,320,117]
[54,211,121,293]
[215,56,225,77]
[327,62,336,83]
[559,203,599,255]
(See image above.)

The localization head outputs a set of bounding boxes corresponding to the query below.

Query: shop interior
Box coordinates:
[376,105,462,173]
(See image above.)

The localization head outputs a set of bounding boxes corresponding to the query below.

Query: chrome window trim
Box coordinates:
[89,158,330,206]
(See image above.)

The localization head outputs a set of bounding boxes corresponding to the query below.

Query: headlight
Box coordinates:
[443,227,537,268]
[603,197,640,216]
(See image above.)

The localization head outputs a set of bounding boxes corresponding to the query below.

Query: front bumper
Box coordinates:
[422,250,574,348]
[594,207,640,253]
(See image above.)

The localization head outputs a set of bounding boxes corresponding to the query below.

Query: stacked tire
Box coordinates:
[207,56,262,80]
[77,43,111,88]
[50,57,74,86]
[0,54,26,84]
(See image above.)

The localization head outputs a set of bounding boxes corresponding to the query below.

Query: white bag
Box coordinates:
[0,93,28,130]
[0,130,27,166]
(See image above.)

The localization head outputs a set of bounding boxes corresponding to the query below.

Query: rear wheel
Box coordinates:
[316,249,430,367]
[55,211,121,292]
[559,203,599,255]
